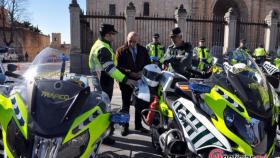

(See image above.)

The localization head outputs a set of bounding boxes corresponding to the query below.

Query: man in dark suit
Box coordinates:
[116,32,151,136]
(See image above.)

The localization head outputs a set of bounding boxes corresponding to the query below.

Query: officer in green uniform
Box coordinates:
[253,44,267,65]
[89,24,136,144]
[146,33,165,64]
[193,38,213,71]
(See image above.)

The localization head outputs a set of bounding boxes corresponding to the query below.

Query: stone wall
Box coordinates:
[18,28,50,60]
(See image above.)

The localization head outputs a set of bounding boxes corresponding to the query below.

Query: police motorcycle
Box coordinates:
[0,47,129,158]
[0,58,23,157]
[138,51,279,157]
[252,53,280,95]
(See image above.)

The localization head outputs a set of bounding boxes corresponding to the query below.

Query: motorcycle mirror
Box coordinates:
[0,74,6,84]
[7,64,17,72]
[141,109,163,128]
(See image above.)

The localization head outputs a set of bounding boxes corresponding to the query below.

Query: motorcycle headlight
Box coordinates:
[57,130,89,158]
[224,107,259,146]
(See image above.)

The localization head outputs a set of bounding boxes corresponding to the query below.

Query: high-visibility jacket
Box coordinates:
[146,42,165,63]
[89,39,125,82]
[194,47,213,71]
[254,48,266,57]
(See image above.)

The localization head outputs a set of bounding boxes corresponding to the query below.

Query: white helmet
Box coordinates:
[142,64,162,87]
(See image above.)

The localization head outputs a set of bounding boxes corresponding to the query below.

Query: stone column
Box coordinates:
[223,8,237,54]
[69,0,82,74]
[175,4,187,38]
[265,10,279,53]
[125,2,136,38]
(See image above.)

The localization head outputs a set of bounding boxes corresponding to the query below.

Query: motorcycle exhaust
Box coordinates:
[159,129,188,156]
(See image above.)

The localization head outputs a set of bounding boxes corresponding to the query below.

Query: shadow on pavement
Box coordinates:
[98,151,162,158]
[113,136,151,147]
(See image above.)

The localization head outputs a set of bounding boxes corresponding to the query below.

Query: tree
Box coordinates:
[0,0,28,47]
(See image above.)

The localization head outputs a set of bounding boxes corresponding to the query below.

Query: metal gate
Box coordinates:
[185,16,226,57]
[135,15,176,47]
[80,11,126,53]
[236,18,267,52]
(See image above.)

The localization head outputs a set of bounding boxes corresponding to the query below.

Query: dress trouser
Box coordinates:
[120,83,150,129]
[133,97,150,129]
[119,83,133,128]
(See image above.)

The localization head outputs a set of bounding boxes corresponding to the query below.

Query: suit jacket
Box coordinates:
[116,43,151,80]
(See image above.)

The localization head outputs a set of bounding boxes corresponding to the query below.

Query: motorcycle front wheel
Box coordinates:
[151,128,162,154]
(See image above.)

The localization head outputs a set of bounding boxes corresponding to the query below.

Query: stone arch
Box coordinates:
[211,0,248,19]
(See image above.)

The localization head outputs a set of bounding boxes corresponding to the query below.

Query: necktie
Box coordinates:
[132,48,137,64]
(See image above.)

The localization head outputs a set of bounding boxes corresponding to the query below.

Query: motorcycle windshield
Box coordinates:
[23,47,70,81]
[225,51,271,116]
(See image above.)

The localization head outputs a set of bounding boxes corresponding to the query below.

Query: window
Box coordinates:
[109,4,116,16]
[143,2,149,16]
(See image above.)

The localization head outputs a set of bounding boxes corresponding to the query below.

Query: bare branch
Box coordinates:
[0,0,29,46]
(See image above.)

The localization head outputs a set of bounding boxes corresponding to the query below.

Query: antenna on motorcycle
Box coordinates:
[60,53,69,80]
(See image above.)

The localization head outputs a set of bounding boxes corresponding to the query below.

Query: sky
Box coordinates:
[28,0,86,44]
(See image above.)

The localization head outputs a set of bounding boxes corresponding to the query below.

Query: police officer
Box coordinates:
[193,38,213,71]
[163,27,193,76]
[164,27,212,78]
[146,33,165,64]
[89,23,136,144]
[253,44,267,65]
[236,39,250,55]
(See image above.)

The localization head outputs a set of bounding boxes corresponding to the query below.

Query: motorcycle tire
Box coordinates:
[0,127,3,158]
[151,128,162,154]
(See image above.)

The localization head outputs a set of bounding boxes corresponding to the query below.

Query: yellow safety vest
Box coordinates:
[89,39,125,82]
[147,43,165,62]
[254,48,266,57]
[195,47,213,71]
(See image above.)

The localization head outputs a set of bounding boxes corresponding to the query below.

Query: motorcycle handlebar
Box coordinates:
[5,71,23,79]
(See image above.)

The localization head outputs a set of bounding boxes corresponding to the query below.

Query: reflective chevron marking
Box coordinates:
[174,102,224,150]
[194,132,215,148]
[216,88,244,112]
[72,109,102,135]
[11,98,24,126]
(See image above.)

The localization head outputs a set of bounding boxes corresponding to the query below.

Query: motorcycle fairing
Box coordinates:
[173,98,232,154]
[0,93,29,158]
[205,85,275,156]
[63,105,110,158]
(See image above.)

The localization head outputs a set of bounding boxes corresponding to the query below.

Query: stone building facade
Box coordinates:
[87,0,280,21]
[69,0,280,74]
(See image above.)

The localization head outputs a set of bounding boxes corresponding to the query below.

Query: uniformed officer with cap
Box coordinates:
[146,33,165,64]
[193,38,213,71]
[89,23,136,144]
[163,27,193,75]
